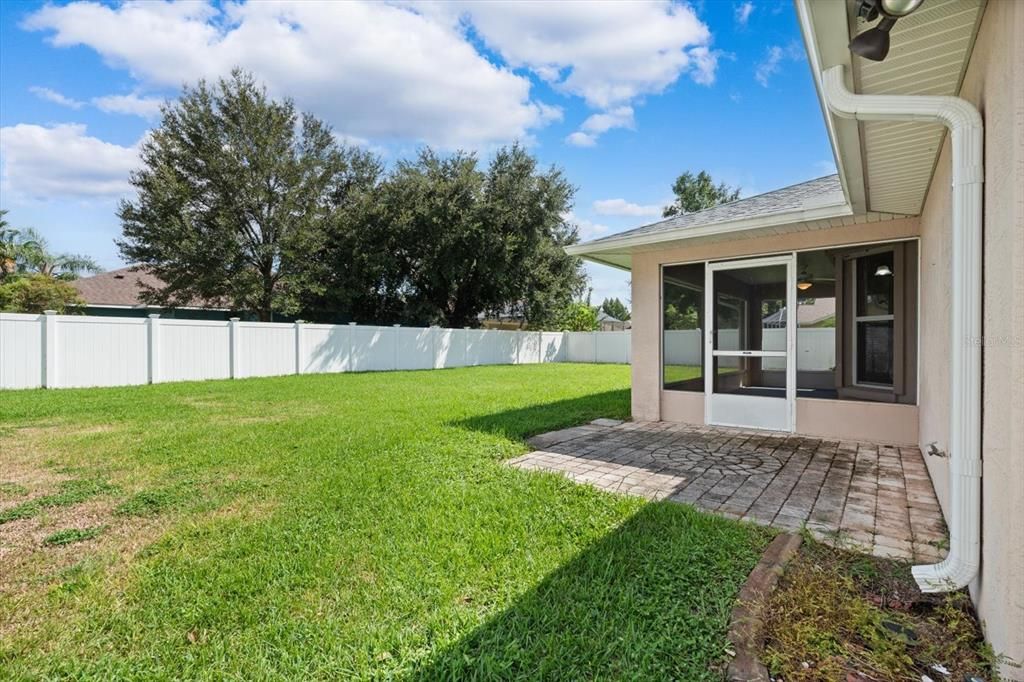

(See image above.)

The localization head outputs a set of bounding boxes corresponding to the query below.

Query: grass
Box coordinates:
[0,364,771,680]
[0,479,118,524]
[663,363,702,384]
[43,526,106,546]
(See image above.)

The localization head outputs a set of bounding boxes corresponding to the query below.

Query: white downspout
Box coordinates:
[822,65,983,593]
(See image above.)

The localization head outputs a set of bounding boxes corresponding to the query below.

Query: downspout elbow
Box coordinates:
[821,65,983,593]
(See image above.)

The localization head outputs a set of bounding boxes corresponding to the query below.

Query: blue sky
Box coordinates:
[0,0,834,306]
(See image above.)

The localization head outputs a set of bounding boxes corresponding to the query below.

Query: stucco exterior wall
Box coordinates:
[915,0,1024,674]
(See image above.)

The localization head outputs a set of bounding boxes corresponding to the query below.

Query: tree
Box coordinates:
[118,69,376,321]
[662,171,740,218]
[311,143,586,328]
[558,302,598,331]
[14,228,99,280]
[601,297,630,321]
[0,210,41,281]
[0,274,84,313]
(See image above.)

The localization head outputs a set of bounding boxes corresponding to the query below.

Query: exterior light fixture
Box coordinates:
[849,0,925,62]
[797,270,813,290]
[875,263,893,276]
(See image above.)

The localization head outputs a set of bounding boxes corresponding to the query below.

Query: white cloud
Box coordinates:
[22,1,553,148]
[92,93,164,118]
[580,106,635,135]
[734,2,755,27]
[29,85,84,109]
[0,123,138,199]
[565,105,635,147]
[565,131,597,148]
[431,1,717,147]
[754,42,804,87]
[438,1,715,108]
[593,198,662,218]
[563,211,610,241]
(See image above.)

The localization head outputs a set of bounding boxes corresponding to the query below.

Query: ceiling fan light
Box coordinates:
[875,264,893,276]
[797,281,813,291]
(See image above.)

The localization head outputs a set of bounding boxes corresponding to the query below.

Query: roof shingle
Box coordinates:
[582,174,844,246]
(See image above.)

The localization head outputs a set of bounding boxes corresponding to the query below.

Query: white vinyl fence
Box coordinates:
[664,328,835,371]
[0,313,835,390]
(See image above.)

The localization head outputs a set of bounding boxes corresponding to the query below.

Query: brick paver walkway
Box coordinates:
[511,419,947,563]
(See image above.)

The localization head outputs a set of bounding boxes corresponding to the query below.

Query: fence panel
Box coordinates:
[541,332,566,363]
[302,324,350,374]
[594,331,630,363]
[396,327,434,371]
[57,315,148,388]
[160,319,231,383]
[0,313,43,389]
[350,326,394,372]
[238,322,295,378]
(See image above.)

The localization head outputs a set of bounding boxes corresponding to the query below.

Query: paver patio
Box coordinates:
[511,419,948,563]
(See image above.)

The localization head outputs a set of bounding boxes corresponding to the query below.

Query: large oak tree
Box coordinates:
[311,144,587,328]
[118,69,378,320]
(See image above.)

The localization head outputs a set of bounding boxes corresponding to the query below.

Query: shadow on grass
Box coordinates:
[451,389,630,441]
[407,502,769,681]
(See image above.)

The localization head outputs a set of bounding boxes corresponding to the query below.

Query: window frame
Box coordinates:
[850,253,897,389]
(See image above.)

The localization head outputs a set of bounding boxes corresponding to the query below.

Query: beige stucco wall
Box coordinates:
[795,399,917,444]
[915,1,1024,675]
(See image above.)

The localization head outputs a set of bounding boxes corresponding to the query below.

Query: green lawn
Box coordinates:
[0,364,771,680]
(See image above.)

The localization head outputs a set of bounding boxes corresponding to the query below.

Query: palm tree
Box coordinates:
[0,212,99,281]
[0,210,41,280]
[16,228,100,280]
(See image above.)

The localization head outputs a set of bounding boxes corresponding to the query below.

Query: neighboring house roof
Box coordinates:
[71,266,224,309]
[762,298,836,328]
[585,175,843,247]
[596,311,623,323]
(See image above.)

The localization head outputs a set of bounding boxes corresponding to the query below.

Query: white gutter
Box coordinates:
[822,65,983,593]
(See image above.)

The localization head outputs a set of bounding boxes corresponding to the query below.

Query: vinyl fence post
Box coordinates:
[147,313,161,384]
[42,310,58,388]
[348,322,357,372]
[294,320,305,375]
[537,330,543,364]
[229,317,241,379]
[430,325,439,370]
[393,324,401,371]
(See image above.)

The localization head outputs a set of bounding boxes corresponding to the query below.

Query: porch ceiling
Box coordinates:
[801,0,986,215]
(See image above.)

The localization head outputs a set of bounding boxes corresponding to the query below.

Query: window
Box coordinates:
[795,250,838,398]
[853,251,895,387]
[796,241,916,404]
[662,263,704,391]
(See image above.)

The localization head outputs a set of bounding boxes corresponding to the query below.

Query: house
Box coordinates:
[71,266,234,320]
[567,0,1022,675]
[596,311,630,331]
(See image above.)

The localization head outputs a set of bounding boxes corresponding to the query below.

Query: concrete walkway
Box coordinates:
[511,419,947,563]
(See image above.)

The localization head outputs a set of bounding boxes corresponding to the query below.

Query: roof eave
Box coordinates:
[795,0,867,216]
[565,200,852,260]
